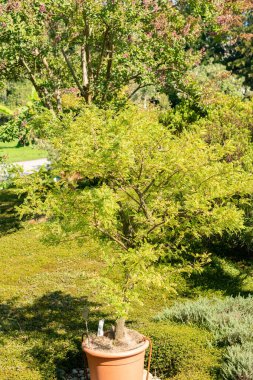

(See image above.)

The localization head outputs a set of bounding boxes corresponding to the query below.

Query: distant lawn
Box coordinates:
[0,140,47,163]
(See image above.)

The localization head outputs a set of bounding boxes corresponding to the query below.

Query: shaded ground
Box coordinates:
[185,255,253,298]
[0,191,252,379]
[0,291,99,380]
[0,189,24,236]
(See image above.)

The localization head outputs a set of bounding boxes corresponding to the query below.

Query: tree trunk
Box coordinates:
[115,317,126,341]
[20,57,55,112]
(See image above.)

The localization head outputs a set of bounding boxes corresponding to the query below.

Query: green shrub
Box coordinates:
[156,296,253,346]
[221,342,253,380]
[156,296,253,379]
[140,322,220,380]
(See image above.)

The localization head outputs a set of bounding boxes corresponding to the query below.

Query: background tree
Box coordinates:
[179,0,253,89]
[224,11,253,89]
[1,0,249,112]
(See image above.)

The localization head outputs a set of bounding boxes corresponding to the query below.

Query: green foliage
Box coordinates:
[221,342,253,380]
[140,322,220,380]
[156,296,253,380]
[194,95,253,255]
[15,105,253,318]
[160,64,253,134]
[0,100,59,145]
[0,0,241,110]
[191,63,251,99]
[0,80,34,109]
[221,11,253,89]
[0,103,13,116]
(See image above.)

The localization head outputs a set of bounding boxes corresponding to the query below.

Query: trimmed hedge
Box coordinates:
[156,296,253,380]
[140,322,221,380]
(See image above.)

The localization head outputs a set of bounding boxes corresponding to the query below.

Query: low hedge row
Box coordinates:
[139,322,221,380]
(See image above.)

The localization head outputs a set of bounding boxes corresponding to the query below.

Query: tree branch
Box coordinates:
[106,42,113,82]
[41,56,62,112]
[133,186,152,221]
[20,57,55,112]
[128,83,153,99]
[93,218,128,251]
[82,17,92,103]
[61,48,85,98]
[146,220,166,235]
[96,225,128,250]
[95,26,110,81]
[81,45,89,101]
[119,186,140,206]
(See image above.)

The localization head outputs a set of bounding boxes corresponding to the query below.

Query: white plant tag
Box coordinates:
[97,319,104,337]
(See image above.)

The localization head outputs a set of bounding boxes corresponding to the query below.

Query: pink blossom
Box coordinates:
[6,1,20,12]
[39,3,46,13]
[55,35,61,43]
[146,32,153,38]
[171,31,180,40]
[183,23,191,36]
[64,87,79,94]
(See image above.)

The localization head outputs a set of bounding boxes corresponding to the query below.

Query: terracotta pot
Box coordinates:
[82,340,149,380]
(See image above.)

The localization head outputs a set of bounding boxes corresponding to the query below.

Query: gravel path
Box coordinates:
[13,158,50,174]
[0,158,50,181]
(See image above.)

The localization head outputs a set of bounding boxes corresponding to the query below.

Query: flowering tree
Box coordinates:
[0,0,249,111]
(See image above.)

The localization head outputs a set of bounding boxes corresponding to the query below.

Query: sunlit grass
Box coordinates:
[0,140,47,163]
[0,190,252,379]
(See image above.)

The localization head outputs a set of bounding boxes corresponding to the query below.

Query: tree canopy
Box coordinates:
[0,0,251,111]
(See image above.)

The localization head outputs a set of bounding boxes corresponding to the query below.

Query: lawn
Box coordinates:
[0,190,253,380]
[0,141,47,163]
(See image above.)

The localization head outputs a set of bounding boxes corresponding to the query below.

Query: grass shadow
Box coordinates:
[0,189,24,236]
[185,256,253,297]
[0,291,104,379]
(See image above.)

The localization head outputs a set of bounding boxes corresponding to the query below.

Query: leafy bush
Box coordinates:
[18,105,253,258]
[16,105,253,320]
[156,296,253,379]
[140,323,220,380]
[221,342,253,380]
[156,296,253,343]
[160,68,253,139]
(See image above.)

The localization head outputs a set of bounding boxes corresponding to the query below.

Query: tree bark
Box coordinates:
[82,18,92,104]
[20,57,54,111]
[61,48,86,99]
[81,45,90,103]
[42,56,62,112]
[115,318,126,341]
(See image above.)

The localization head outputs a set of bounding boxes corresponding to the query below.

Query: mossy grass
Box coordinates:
[0,189,253,379]
[140,323,221,380]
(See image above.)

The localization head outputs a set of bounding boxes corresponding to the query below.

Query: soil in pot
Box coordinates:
[86,328,145,353]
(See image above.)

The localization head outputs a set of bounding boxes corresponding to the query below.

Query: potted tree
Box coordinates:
[80,240,159,380]
[82,318,150,380]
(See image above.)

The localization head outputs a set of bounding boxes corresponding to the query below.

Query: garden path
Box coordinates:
[13,158,50,174]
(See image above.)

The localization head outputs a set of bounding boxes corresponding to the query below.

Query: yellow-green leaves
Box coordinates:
[16,104,253,318]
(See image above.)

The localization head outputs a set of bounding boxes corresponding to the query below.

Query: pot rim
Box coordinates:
[82,339,149,359]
